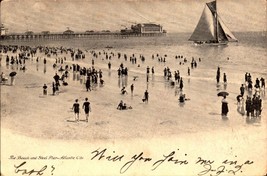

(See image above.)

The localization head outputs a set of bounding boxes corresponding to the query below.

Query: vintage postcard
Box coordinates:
[1,0,266,175]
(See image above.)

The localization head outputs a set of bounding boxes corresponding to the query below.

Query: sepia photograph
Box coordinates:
[0,0,266,175]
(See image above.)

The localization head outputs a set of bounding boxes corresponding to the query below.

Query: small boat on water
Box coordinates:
[189,0,238,46]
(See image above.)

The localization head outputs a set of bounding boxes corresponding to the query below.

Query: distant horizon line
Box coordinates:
[4,30,266,35]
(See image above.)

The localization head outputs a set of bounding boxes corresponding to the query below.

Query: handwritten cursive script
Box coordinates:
[196,157,254,176]
[120,152,152,174]
[90,148,255,175]
[14,161,48,175]
[152,150,189,171]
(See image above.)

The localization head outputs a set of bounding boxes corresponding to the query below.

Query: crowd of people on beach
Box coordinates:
[241,73,265,119]
[215,65,265,120]
[0,44,265,124]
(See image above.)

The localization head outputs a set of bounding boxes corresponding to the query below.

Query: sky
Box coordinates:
[1,0,266,33]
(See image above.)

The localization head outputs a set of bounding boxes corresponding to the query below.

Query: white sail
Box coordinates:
[189,0,238,44]
[217,20,228,42]
[189,4,216,42]
[218,16,238,42]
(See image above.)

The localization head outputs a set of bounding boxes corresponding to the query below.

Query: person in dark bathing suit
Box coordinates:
[82,98,91,122]
[72,99,80,122]
[216,67,220,83]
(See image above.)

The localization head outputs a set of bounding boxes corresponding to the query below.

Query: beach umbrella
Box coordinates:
[9,71,17,77]
[217,91,229,97]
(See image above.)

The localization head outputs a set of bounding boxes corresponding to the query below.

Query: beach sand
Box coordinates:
[1,44,266,175]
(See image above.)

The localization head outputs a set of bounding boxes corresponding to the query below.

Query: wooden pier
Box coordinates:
[0,32,166,41]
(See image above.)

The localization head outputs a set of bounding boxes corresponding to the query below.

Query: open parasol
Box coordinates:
[9,71,17,77]
[217,91,229,97]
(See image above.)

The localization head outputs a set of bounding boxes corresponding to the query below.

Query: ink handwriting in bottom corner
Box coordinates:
[90,148,255,175]
[196,157,254,176]
[14,161,55,175]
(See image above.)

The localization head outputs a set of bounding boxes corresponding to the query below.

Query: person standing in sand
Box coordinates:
[53,73,60,86]
[240,84,245,97]
[223,73,227,84]
[72,99,80,122]
[216,67,220,83]
[52,82,56,95]
[188,67,190,76]
[43,84,48,95]
[130,84,134,95]
[260,77,265,89]
[221,96,229,116]
[108,62,111,70]
[85,76,91,91]
[179,77,184,90]
[82,98,91,122]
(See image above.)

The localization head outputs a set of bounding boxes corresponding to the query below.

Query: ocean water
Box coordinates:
[2,32,266,76]
[0,32,266,139]
[2,25,267,176]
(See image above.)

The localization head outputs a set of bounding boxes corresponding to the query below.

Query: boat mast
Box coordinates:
[215,0,219,42]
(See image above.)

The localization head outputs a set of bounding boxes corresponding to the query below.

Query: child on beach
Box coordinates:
[142,90,149,103]
[0,72,8,84]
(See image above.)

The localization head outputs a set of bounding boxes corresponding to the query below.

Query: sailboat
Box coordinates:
[189,0,238,45]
